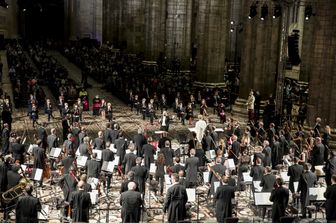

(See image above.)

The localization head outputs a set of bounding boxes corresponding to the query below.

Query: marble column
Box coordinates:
[165,0,193,69]
[195,0,231,83]
[307,0,336,126]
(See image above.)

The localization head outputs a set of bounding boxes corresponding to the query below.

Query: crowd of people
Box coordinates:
[0,40,335,223]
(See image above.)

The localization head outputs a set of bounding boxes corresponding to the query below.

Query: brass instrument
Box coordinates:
[207,163,224,184]
[2,178,31,203]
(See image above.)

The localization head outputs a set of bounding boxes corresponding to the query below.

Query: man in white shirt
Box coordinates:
[195,115,207,142]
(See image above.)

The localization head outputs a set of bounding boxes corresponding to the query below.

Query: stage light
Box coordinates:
[0,0,8,8]
[260,4,268,20]
[230,21,234,25]
[22,8,26,12]
[273,5,281,19]
[230,28,234,33]
[305,5,312,20]
[248,4,257,19]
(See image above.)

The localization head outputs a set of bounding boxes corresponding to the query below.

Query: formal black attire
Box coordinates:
[311,143,325,169]
[61,155,75,174]
[86,159,101,178]
[131,164,148,194]
[59,173,77,202]
[142,143,155,169]
[101,148,114,190]
[209,163,226,195]
[297,171,317,218]
[325,156,336,186]
[260,173,276,192]
[120,180,139,193]
[171,163,185,174]
[214,184,235,223]
[250,165,265,181]
[0,161,7,193]
[123,152,137,174]
[10,142,25,164]
[231,141,240,165]
[47,134,58,151]
[134,133,147,157]
[324,184,336,221]
[164,183,188,223]
[160,147,174,167]
[185,156,199,187]
[70,189,91,223]
[287,163,304,193]
[1,127,9,154]
[120,190,143,223]
[6,168,21,189]
[272,141,282,168]
[78,143,91,158]
[93,137,105,150]
[32,146,45,169]
[115,137,127,165]
[15,195,41,223]
[262,146,272,167]
[270,186,289,223]
[37,126,48,148]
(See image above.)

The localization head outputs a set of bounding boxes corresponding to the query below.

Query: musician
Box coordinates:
[159,111,170,132]
[163,173,188,223]
[214,176,235,223]
[270,178,289,223]
[61,151,75,174]
[120,181,143,223]
[171,157,185,174]
[78,136,91,159]
[260,166,276,192]
[324,174,336,221]
[70,181,91,223]
[185,149,199,188]
[110,123,120,143]
[297,163,317,218]
[93,131,105,150]
[148,98,155,125]
[230,135,240,165]
[63,133,74,155]
[86,153,101,179]
[250,158,264,181]
[15,184,42,223]
[78,127,87,144]
[0,156,8,197]
[71,122,81,149]
[325,151,336,186]
[120,171,139,193]
[59,166,78,219]
[311,137,325,171]
[141,98,147,120]
[37,122,48,149]
[313,117,321,137]
[272,135,282,168]
[6,163,21,190]
[133,128,147,157]
[279,130,289,155]
[200,99,208,116]
[287,157,303,193]
[10,137,25,164]
[158,131,171,149]
[115,131,127,167]
[122,144,137,174]
[160,94,168,113]
[79,174,92,192]
[131,157,148,194]
[73,104,81,123]
[47,128,59,153]
[33,140,45,186]
[208,157,226,196]
[1,123,10,154]
[262,140,272,167]
[195,115,207,142]
[142,139,156,169]
[45,98,54,122]
[62,115,71,141]
[30,103,39,127]
[188,132,198,151]
[246,90,255,122]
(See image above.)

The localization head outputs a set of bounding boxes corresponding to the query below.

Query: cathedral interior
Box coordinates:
[0,0,336,222]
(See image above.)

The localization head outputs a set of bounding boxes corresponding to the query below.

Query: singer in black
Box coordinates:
[269,178,289,223]
[164,173,188,223]
[15,184,42,223]
[214,177,235,223]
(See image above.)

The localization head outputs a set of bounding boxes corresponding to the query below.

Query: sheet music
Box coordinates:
[164,174,171,185]
[188,127,196,132]
[280,172,290,182]
[154,154,157,160]
[38,205,49,220]
[77,156,88,167]
[50,147,62,158]
[294,182,299,193]
[205,150,216,160]
[107,162,114,173]
[254,192,272,206]
[243,172,253,183]
[109,144,117,153]
[214,181,220,193]
[92,149,102,160]
[112,156,120,165]
[253,181,262,192]
[75,148,80,156]
[28,144,38,154]
[88,178,99,190]
[34,168,43,181]
[89,190,99,204]
[203,172,210,184]
[125,149,136,155]
[186,188,196,202]
[149,163,157,174]
[228,159,235,170]
[214,128,224,132]
[309,187,326,201]
[154,131,167,134]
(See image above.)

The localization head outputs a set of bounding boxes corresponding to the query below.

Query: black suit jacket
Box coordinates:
[120,190,143,223]
[86,159,101,178]
[270,187,289,222]
[16,195,42,223]
[250,165,265,181]
[287,163,304,192]
[325,157,336,185]
[325,184,336,220]
[7,169,22,189]
[260,173,276,192]
[134,134,147,157]
[102,149,114,162]
[171,163,185,174]
[312,143,325,166]
[10,142,25,163]
[298,171,317,206]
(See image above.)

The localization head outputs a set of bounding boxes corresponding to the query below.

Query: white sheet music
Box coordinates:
[38,205,49,220]
[243,172,253,183]
[149,163,157,174]
[186,188,196,202]
[28,144,38,154]
[214,181,220,193]
[203,172,210,184]
[214,128,224,132]
[34,168,43,181]
[253,181,262,192]
[107,162,114,173]
[92,149,102,160]
[206,150,216,160]
[280,172,290,182]
[109,144,117,153]
[154,131,167,134]
[228,159,235,170]
[164,174,171,185]
[254,192,272,206]
[89,190,99,204]
[154,154,158,161]
[112,156,120,165]
[50,147,62,158]
[75,148,80,156]
[294,182,299,192]
[77,156,88,167]
[88,178,99,190]
[309,187,326,201]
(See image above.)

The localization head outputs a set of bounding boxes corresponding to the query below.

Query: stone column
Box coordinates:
[195,0,231,83]
[102,0,122,45]
[307,0,336,127]
[165,0,193,69]
[144,0,166,61]
[0,0,18,38]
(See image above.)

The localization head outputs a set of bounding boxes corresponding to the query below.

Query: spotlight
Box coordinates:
[0,0,8,8]
[230,21,234,25]
[273,5,282,19]
[230,28,234,33]
[248,4,257,19]
[261,4,268,20]
[305,5,312,20]
[22,8,26,12]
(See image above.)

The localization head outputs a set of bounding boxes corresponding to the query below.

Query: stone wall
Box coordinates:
[0,1,18,38]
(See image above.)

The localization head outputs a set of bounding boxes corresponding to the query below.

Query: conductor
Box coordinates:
[15,184,42,223]
[70,181,91,223]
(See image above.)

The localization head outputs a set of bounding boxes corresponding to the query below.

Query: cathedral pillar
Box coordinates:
[307,0,336,127]
[195,0,231,83]
[165,0,193,69]
[0,0,18,38]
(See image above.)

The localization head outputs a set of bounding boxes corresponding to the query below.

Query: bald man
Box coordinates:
[70,181,91,222]
[120,182,143,223]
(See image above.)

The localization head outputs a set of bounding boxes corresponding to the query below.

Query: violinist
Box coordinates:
[78,136,91,159]
[59,166,78,219]
[32,139,46,186]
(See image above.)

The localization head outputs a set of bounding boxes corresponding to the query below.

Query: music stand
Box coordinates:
[49,147,62,159]
[253,181,262,193]
[92,149,102,160]
[76,156,88,168]
[31,168,43,197]
[28,144,38,155]
[102,161,114,173]
[254,192,272,218]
